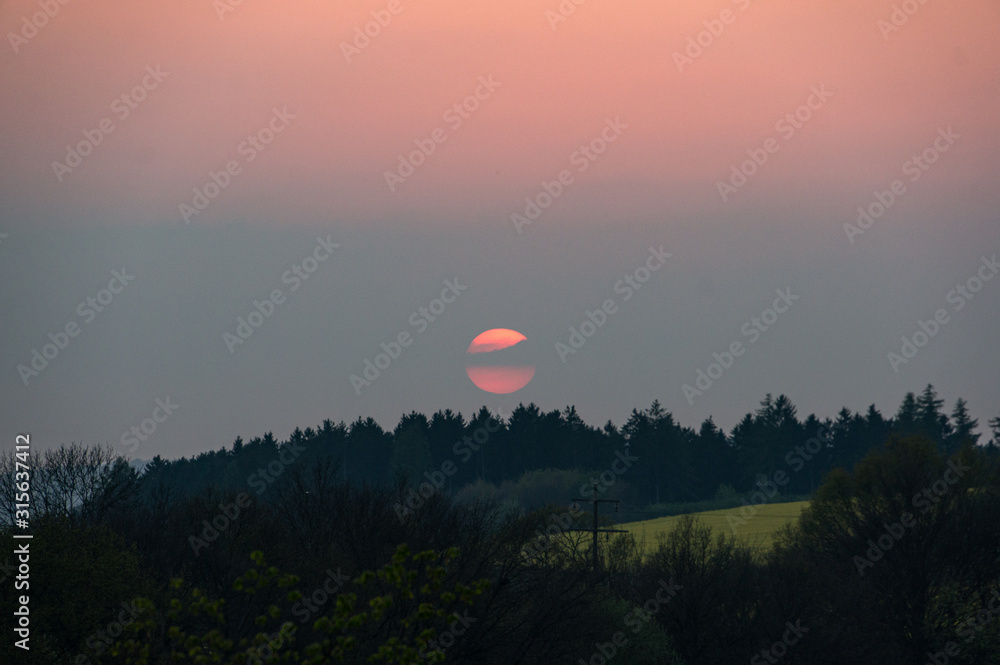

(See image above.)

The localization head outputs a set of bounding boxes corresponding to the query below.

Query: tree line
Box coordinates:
[128,384,999,511]
[1,429,998,664]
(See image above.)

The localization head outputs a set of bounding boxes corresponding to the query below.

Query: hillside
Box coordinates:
[621,500,810,552]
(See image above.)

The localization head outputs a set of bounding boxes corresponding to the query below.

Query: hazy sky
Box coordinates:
[2,0,999,459]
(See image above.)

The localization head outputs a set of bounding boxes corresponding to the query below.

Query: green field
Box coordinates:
[621,500,810,552]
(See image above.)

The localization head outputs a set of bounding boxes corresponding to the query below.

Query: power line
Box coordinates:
[570,480,627,573]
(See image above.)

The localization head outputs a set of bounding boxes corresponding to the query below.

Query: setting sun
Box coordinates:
[465,328,534,393]
[467,328,527,354]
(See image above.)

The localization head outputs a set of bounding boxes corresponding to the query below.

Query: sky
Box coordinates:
[2,0,999,459]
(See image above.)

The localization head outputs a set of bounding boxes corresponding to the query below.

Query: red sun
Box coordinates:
[465,328,535,394]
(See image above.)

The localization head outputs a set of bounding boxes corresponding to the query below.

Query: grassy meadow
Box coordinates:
[621,500,810,552]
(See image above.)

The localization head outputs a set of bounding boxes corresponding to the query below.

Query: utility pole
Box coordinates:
[571,481,627,574]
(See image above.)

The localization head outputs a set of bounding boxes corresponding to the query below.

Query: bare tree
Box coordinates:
[0,442,138,528]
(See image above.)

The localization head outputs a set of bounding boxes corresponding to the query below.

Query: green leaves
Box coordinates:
[95,545,487,665]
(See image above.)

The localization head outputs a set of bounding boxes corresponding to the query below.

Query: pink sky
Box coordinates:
[2,0,997,231]
[2,0,1000,457]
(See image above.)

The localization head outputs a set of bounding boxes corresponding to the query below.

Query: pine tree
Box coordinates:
[895,392,919,435]
[944,398,979,454]
[389,425,432,481]
[915,384,952,449]
[988,413,1000,452]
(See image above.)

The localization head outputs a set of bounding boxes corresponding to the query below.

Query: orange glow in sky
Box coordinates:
[2,0,996,230]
